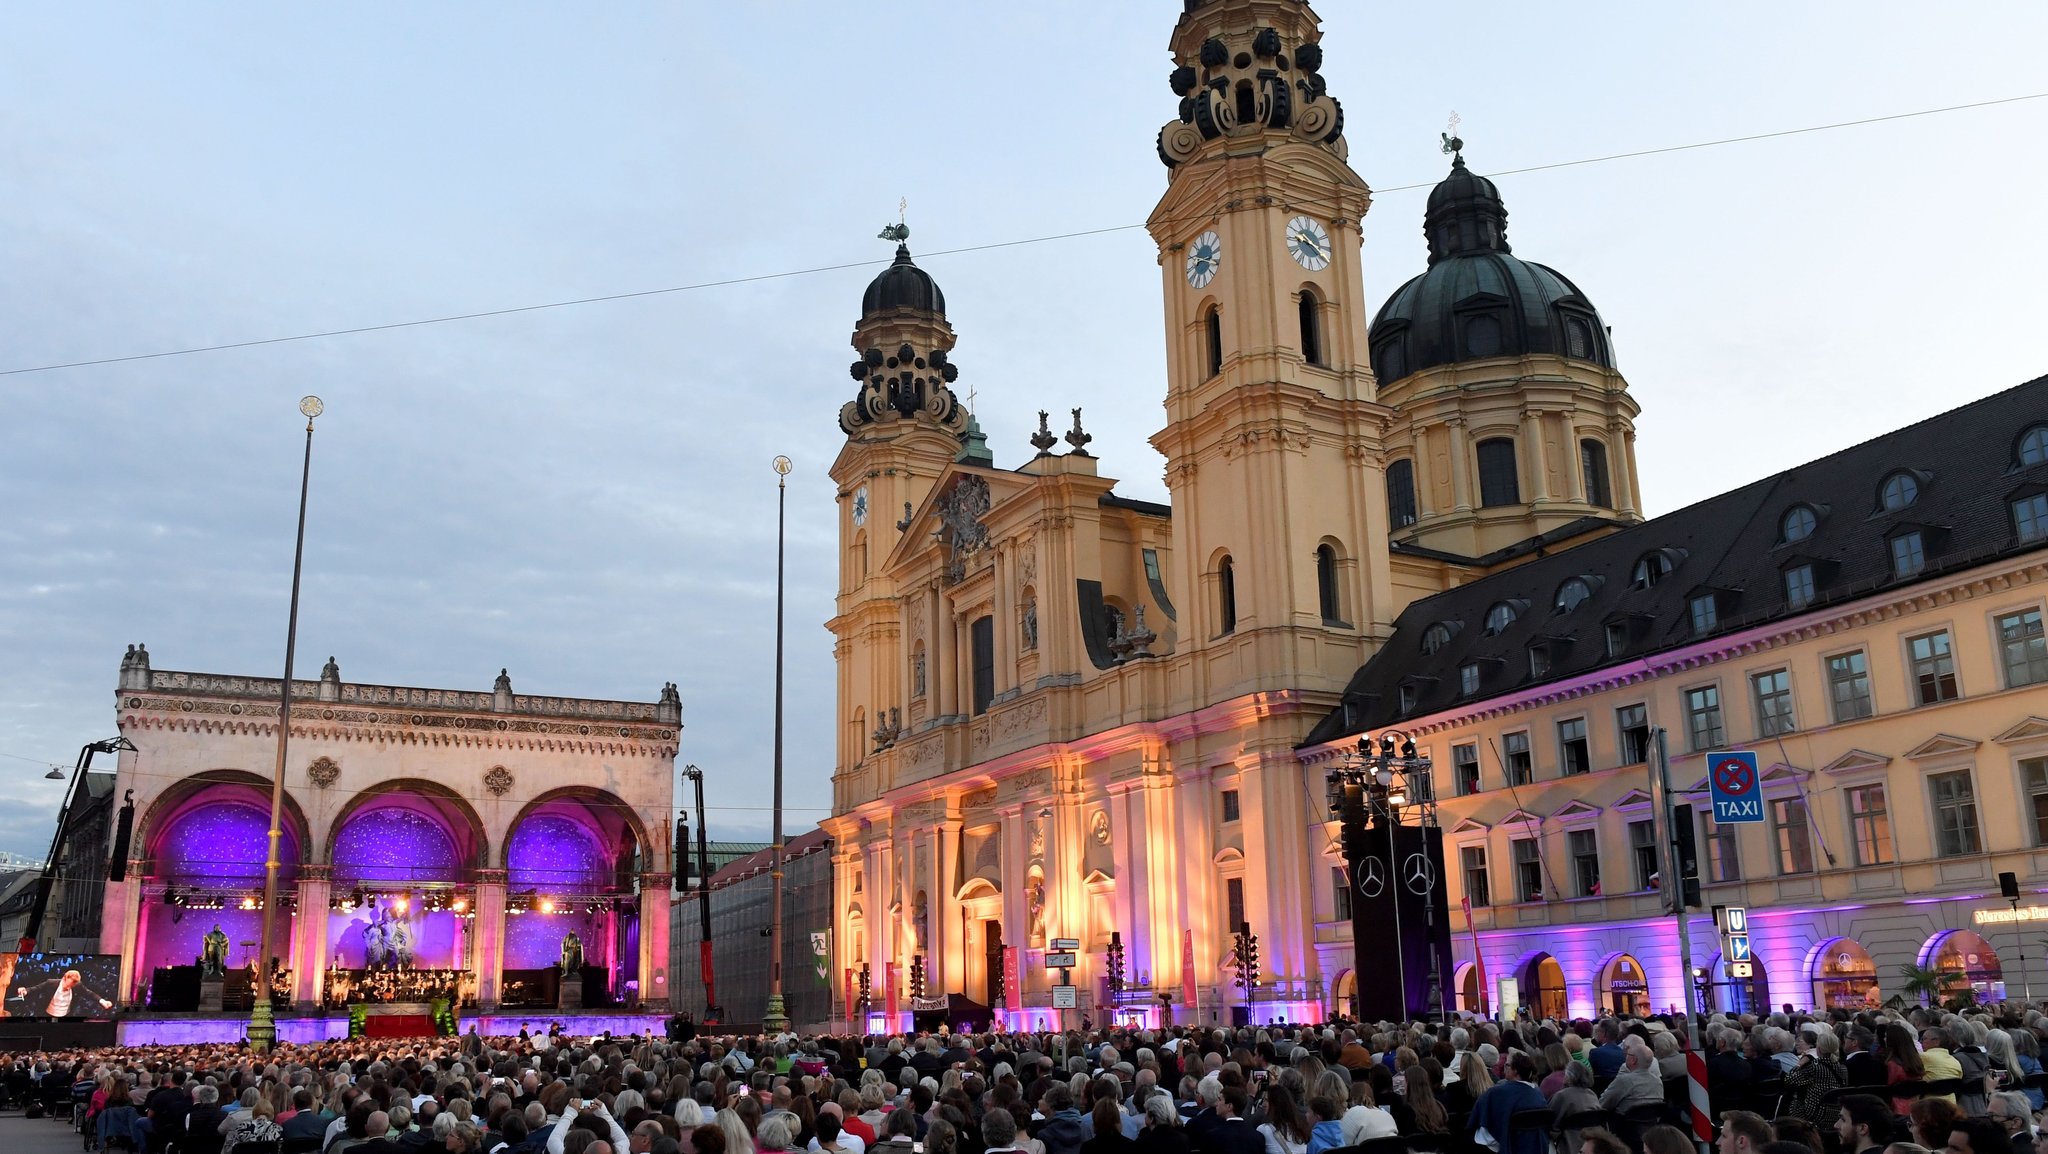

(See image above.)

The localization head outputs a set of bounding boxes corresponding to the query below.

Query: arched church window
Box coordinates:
[1299,290,1324,367]
[1579,439,1612,507]
[1204,307,1223,379]
[1218,555,1237,636]
[1386,459,1418,527]
[1476,438,1520,507]
[1565,316,1595,360]
[1465,314,1503,358]
[1316,544,1341,624]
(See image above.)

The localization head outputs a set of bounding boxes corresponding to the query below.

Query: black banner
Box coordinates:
[1345,812,1453,1023]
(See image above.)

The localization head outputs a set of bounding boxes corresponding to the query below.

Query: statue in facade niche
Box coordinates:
[1026,876,1046,943]
[1021,598,1038,651]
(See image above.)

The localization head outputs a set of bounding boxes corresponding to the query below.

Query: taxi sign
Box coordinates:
[1707,751,1763,823]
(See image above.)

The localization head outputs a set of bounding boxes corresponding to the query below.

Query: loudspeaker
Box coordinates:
[107,791,135,882]
[2001,871,2021,900]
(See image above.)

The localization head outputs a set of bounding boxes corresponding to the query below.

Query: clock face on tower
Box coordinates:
[1286,215,1332,271]
[1185,230,1222,289]
[852,487,869,526]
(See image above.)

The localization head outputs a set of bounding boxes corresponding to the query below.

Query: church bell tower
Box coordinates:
[1148,0,1396,702]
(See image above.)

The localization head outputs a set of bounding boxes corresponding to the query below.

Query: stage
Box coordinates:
[0,1009,669,1048]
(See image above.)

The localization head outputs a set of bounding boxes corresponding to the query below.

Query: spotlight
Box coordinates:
[539,898,555,914]
[1400,740,1417,759]
[585,901,598,915]
[452,897,468,913]
[240,896,258,910]
[394,895,410,913]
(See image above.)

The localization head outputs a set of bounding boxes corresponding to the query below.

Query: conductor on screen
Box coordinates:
[16,969,113,1017]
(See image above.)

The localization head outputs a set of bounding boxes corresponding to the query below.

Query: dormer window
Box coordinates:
[1555,577,1597,614]
[1785,564,1817,609]
[1879,471,1921,512]
[1528,647,1552,678]
[1890,530,1927,579]
[1780,506,1817,544]
[2017,492,2048,543]
[1605,621,1629,658]
[1420,621,1458,655]
[1484,600,1523,636]
[2020,424,2048,467]
[1689,594,1719,635]
[1564,316,1595,360]
[1459,662,1481,696]
[1631,549,1681,590]
[1399,682,1420,713]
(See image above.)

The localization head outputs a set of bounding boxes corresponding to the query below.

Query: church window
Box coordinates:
[1299,290,1324,367]
[2020,425,2048,467]
[1464,314,1503,358]
[1420,622,1454,655]
[1879,471,1920,512]
[1204,307,1223,379]
[1476,438,1520,507]
[1316,544,1342,624]
[1565,316,1595,360]
[1483,601,1520,636]
[970,615,995,716]
[1217,555,1237,635]
[1579,440,1612,507]
[1375,338,1407,384]
[1780,505,1817,544]
[1386,459,1418,527]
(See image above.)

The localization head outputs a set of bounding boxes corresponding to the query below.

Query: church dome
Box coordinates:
[1369,150,1615,384]
[863,244,946,316]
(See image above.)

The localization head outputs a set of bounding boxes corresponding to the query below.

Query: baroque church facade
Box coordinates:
[820,0,1650,1026]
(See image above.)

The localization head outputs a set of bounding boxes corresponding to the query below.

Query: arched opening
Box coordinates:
[1204,306,1223,379]
[1579,439,1612,507]
[853,530,869,580]
[1517,953,1567,1019]
[1332,969,1357,1019]
[1386,459,1417,528]
[849,706,867,762]
[1298,289,1324,367]
[137,783,305,991]
[1809,937,1880,1010]
[1596,953,1651,1016]
[501,788,650,1002]
[1476,438,1520,507]
[1217,554,1237,635]
[1923,929,2003,1000]
[1454,960,1485,1014]
[1704,950,1769,1015]
[1315,543,1342,624]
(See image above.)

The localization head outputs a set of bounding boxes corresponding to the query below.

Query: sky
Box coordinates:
[3,2,2046,861]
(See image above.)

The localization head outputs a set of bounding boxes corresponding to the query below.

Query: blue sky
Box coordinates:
[3,1,2046,858]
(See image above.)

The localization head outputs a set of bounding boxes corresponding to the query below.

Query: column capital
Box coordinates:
[300,864,333,882]
[475,868,509,886]
[640,871,674,888]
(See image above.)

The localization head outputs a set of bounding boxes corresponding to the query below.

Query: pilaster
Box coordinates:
[474,869,507,1008]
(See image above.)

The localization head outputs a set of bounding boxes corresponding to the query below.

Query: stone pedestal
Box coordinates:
[199,977,224,1012]
[559,976,583,1011]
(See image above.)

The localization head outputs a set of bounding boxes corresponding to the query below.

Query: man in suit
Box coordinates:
[1196,1087,1262,1154]
[14,970,114,1018]
[1843,1027,1887,1088]
[1182,1079,1223,1150]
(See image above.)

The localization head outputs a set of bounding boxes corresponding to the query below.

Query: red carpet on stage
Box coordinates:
[363,1014,437,1037]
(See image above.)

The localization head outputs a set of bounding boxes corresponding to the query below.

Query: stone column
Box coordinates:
[1445,417,1473,513]
[1615,424,1643,519]
[639,873,673,1011]
[474,869,508,1008]
[935,814,961,993]
[1562,416,1588,504]
[102,859,144,1003]
[1172,764,1216,1015]
[1520,408,1553,503]
[1141,765,1183,1001]
[294,865,332,1010]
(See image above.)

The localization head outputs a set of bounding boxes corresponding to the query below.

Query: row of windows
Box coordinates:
[1212,544,1351,636]
[1199,291,1332,382]
[1440,606,2048,796]
[1383,437,1615,528]
[1679,607,2046,752]
[1456,754,2048,908]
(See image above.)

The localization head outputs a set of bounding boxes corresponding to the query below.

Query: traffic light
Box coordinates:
[1672,803,1703,909]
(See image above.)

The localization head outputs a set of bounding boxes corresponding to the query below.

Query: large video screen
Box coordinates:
[1,953,122,1019]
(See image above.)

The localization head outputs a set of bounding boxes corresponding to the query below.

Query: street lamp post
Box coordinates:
[251,395,323,1052]
[19,737,138,954]
[762,455,792,1033]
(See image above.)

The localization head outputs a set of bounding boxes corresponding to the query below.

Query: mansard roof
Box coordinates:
[1304,373,2048,747]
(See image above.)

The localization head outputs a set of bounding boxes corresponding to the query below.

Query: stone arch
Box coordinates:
[137,769,312,876]
[323,777,489,870]
[500,785,651,888]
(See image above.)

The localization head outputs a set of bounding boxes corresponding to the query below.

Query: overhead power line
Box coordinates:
[3,91,2042,380]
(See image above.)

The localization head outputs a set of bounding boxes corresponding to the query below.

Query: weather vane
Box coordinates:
[879,198,910,244]
[1441,110,1463,159]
